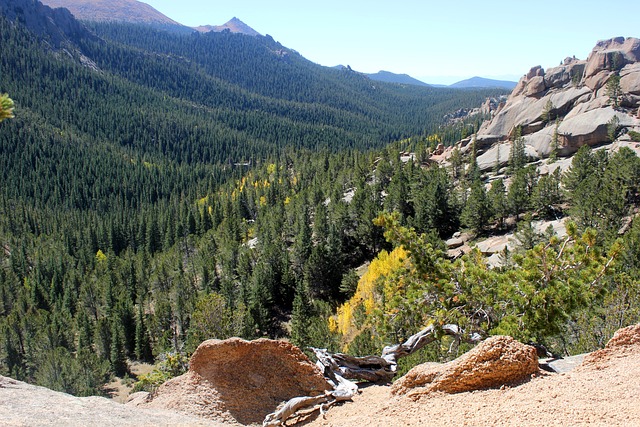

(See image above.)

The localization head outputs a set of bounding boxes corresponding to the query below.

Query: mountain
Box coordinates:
[366,70,430,87]
[449,76,517,89]
[195,17,260,36]
[39,0,193,33]
[0,0,96,48]
[0,0,512,398]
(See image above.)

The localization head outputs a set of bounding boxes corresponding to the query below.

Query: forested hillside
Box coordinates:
[3,0,639,403]
[0,0,511,395]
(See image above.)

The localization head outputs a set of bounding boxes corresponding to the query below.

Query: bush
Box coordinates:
[131,352,189,393]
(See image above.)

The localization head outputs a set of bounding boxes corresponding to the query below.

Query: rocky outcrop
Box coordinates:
[392,336,538,397]
[0,0,97,49]
[467,38,640,171]
[0,375,221,427]
[132,338,331,425]
[557,107,634,153]
[584,37,640,90]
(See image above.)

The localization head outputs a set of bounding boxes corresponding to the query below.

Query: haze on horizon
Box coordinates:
[102,1,640,85]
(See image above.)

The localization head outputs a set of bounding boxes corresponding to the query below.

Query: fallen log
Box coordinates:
[263,323,482,426]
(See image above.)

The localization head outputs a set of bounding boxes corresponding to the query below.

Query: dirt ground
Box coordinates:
[104,361,154,403]
[302,343,640,427]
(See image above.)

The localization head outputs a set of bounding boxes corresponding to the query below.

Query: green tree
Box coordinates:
[606,75,622,108]
[461,180,490,234]
[373,212,621,347]
[110,320,128,377]
[541,99,554,124]
[488,178,508,229]
[508,167,536,218]
[185,293,245,352]
[508,126,527,174]
[532,169,563,219]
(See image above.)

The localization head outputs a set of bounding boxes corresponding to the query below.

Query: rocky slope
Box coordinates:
[0,375,224,426]
[40,0,186,29]
[2,325,640,426]
[437,37,640,171]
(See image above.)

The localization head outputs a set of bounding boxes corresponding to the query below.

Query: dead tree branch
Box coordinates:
[263,324,480,426]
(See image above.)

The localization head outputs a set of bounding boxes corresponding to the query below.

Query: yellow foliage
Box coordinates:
[95,249,107,263]
[267,163,276,175]
[259,196,267,207]
[331,247,407,340]
[284,196,291,206]
[426,134,442,144]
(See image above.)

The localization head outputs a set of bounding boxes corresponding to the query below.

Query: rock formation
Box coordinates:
[452,37,640,172]
[129,338,331,425]
[0,375,222,426]
[391,336,539,397]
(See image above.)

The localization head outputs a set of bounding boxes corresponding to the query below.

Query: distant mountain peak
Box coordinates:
[194,17,260,36]
[40,0,184,26]
[449,76,517,89]
[366,70,429,87]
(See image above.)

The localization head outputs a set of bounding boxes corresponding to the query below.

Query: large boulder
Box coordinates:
[557,107,636,154]
[392,336,538,397]
[620,62,640,96]
[478,86,591,141]
[524,126,557,158]
[584,37,640,85]
[545,60,586,88]
[133,338,331,425]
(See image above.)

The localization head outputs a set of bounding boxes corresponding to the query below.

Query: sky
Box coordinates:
[143,0,640,85]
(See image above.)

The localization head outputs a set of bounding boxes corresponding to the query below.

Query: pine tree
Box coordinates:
[109,320,127,377]
[606,74,622,108]
[488,178,508,229]
[134,303,152,362]
[461,180,490,234]
[508,126,527,174]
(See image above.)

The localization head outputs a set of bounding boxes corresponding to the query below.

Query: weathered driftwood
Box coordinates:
[263,372,358,426]
[263,323,480,426]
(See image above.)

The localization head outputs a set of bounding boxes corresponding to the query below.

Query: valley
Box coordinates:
[0,1,639,426]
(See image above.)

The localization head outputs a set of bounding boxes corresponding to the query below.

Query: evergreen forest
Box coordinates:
[1,0,639,397]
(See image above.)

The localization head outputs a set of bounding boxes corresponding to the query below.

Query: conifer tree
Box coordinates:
[109,320,127,377]
[461,180,490,234]
[134,303,152,362]
[488,178,508,229]
[508,126,527,174]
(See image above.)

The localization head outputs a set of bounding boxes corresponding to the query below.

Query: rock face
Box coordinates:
[392,336,538,397]
[468,37,640,171]
[0,375,222,427]
[133,338,331,425]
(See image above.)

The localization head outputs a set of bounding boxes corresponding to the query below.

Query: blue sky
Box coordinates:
[144,0,640,85]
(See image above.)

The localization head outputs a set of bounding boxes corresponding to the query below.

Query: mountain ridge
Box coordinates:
[449,76,517,89]
[39,0,188,29]
[195,17,260,36]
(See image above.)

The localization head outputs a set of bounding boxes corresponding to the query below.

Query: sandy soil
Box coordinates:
[105,361,154,403]
[303,344,640,427]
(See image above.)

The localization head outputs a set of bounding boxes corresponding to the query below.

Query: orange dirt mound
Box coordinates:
[392,335,538,397]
